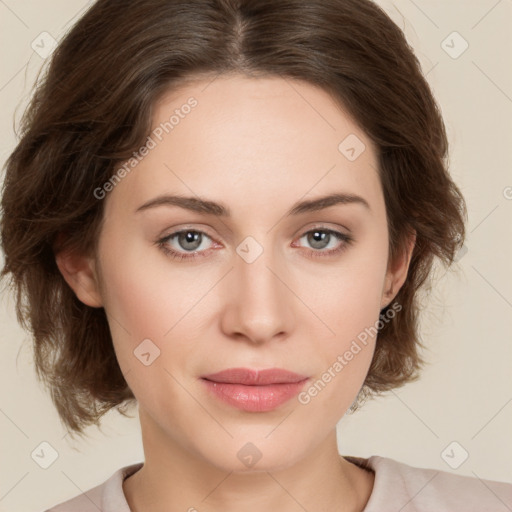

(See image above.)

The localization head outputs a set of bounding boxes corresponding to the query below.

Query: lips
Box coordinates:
[200,367,310,412]
[201,367,308,385]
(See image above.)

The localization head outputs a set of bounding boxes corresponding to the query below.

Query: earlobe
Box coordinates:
[55,246,103,308]
[381,230,416,309]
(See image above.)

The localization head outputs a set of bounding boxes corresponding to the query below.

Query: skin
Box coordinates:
[56,74,415,512]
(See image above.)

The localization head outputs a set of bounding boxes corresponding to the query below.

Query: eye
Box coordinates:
[156,229,216,261]
[293,228,354,259]
[156,226,354,262]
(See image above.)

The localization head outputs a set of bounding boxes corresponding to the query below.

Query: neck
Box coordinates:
[123,411,374,512]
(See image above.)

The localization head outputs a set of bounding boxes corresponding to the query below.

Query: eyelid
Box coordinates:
[158,224,218,241]
[295,221,351,236]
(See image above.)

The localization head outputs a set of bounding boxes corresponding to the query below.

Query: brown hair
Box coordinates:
[0,0,466,438]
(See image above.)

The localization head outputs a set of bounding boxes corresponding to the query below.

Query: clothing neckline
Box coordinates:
[116,456,380,512]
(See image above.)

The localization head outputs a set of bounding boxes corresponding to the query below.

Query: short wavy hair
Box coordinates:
[0,0,466,438]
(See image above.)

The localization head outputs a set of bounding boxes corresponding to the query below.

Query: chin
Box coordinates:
[196,435,305,473]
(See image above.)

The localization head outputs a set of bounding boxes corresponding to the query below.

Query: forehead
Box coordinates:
[106,74,383,219]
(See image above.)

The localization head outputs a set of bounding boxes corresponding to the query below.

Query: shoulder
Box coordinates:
[43,462,143,512]
[345,454,512,512]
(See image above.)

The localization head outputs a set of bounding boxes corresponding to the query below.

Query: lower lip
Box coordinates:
[201,378,309,412]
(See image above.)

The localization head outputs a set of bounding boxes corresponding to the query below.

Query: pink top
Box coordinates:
[45,455,512,511]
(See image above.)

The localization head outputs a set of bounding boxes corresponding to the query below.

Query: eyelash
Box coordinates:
[156,227,354,262]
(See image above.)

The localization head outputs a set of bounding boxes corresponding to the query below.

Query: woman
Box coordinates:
[1,0,510,511]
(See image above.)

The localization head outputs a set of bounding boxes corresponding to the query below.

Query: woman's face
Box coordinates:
[78,74,411,472]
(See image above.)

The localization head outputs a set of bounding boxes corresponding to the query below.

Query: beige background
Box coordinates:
[1,1,511,511]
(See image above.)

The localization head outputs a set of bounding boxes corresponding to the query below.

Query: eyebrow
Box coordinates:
[135,192,371,217]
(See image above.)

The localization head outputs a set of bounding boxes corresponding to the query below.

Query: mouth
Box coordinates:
[200,367,310,412]
[201,367,308,385]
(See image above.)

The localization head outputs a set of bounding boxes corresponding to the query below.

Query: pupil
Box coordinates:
[181,231,200,250]
[310,230,328,249]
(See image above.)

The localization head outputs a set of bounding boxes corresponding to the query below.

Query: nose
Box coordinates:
[219,244,296,345]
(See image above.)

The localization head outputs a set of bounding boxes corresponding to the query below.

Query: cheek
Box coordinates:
[95,235,220,389]
[96,226,206,336]
[295,274,382,419]
[96,253,204,414]
[302,249,388,346]
[301,242,388,389]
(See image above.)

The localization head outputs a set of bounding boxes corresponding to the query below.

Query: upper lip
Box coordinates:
[201,367,308,385]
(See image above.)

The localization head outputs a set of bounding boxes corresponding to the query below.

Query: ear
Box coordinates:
[54,235,103,308]
[380,230,416,310]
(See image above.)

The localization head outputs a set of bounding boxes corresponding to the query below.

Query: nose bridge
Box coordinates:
[238,236,285,307]
[239,245,280,301]
[224,234,294,342]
